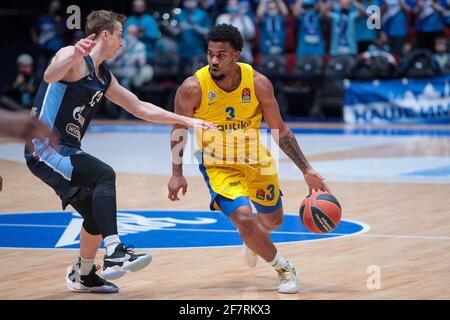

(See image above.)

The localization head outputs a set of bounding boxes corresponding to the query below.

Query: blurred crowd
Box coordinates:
[1,0,449,119]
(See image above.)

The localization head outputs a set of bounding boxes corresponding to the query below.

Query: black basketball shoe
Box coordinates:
[65,258,119,293]
[101,243,152,280]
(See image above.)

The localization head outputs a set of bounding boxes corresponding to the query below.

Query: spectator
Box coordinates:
[433,36,450,72]
[240,0,255,19]
[256,0,289,55]
[401,41,414,56]
[106,26,152,118]
[381,0,411,56]
[124,0,161,63]
[368,31,391,53]
[356,0,381,53]
[199,0,219,15]
[216,0,256,63]
[107,25,148,90]
[154,27,180,68]
[323,0,365,57]
[413,0,447,51]
[0,54,36,112]
[169,0,212,72]
[31,0,67,78]
[293,0,325,58]
[446,0,450,26]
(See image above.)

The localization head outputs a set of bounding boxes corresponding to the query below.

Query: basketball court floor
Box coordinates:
[0,121,449,299]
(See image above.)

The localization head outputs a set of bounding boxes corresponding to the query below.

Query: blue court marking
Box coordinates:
[403,165,450,176]
[0,211,369,249]
[87,124,450,137]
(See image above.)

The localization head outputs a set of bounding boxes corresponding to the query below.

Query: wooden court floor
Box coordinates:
[0,122,449,300]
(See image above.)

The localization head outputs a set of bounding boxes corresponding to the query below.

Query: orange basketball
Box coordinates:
[299,191,342,234]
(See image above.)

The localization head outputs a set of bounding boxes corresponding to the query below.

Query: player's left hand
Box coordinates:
[304,168,330,194]
[185,118,217,131]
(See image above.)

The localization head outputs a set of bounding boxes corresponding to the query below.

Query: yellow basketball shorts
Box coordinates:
[197,152,283,216]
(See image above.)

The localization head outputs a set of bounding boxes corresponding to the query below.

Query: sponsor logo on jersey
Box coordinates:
[229,181,241,187]
[208,91,217,104]
[242,88,251,103]
[217,120,252,131]
[73,106,86,127]
[66,123,81,141]
[256,189,265,200]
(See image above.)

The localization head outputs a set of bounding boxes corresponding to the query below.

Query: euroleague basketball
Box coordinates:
[299,191,342,234]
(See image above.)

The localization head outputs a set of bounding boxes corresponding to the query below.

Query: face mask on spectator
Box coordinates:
[134,7,145,16]
[267,2,278,16]
[227,5,240,14]
[126,35,138,47]
[17,54,33,77]
[19,65,33,77]
[435,40,447,54]
[184,0,198,9]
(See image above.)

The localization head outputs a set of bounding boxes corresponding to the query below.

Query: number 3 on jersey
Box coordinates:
[225,107,235,120]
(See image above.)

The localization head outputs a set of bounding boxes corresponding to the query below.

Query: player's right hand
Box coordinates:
[168,175,188,201]
[303,168,331,194]
[74,34,97,60]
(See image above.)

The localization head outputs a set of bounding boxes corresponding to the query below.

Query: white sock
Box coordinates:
[270,251,287,270]
[79,257,95,276]
[104,234,121,256]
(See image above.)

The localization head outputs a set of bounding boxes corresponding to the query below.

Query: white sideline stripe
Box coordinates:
[0,224,449,240]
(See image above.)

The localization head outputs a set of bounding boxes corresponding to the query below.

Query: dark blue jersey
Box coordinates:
[32,55,112,149]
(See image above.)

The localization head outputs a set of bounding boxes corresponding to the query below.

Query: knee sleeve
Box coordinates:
[94,166,116,198]
[70,197,101,236]
[82,219,101,236]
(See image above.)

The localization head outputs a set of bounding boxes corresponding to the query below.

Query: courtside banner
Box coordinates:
[344,74,450,124]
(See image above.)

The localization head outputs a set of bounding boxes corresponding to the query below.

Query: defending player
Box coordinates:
[25,10,215,293]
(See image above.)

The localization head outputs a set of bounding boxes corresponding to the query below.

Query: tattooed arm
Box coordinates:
[255,71,330,193]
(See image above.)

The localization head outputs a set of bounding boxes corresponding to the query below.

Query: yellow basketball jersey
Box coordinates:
[194,63,270,166]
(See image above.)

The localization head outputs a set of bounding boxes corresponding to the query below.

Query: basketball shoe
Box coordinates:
[101,243,152,280]
[65,258,119,293]
[242,243,259,268]
[276,261,299,294]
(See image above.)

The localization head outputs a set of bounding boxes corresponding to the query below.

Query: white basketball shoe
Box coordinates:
[276,261,300,294]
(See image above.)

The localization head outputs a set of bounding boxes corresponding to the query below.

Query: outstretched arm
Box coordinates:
[255,72,330,194]
[105,75,214,129]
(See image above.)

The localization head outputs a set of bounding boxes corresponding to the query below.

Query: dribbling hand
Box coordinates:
[304,168,331,194]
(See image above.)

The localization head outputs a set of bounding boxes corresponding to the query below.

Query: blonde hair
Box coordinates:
[85,10,126,37]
